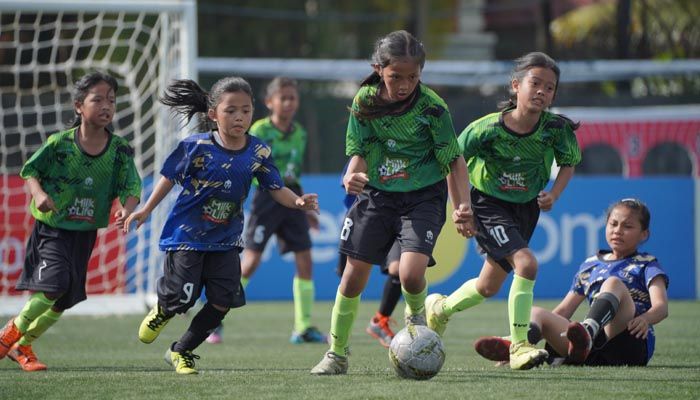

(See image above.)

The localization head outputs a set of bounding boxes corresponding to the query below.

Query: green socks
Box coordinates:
[14,292,55,333]
[401,285,427,316]
[444,278,484,317]
[329,289,360,356]
[509,274,535,343]
[293,276,314,333]
[18,309,62,346]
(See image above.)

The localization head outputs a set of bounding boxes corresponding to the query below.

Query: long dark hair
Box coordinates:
[70,71,118,128]
[354,30,425,120]
[160,77,254,131]
[498,52,579,130]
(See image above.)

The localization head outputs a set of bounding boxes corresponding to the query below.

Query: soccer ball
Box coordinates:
[388,325,445,380]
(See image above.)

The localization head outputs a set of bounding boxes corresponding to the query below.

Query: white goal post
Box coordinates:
[0,0,197,315]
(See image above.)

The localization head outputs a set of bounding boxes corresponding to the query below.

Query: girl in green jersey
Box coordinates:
[426,52,582,370]
[0,72,141,371]
[311,30,475,375]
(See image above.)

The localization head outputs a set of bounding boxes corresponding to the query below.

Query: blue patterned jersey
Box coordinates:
[570,251,669,359]
[158,133,283,251]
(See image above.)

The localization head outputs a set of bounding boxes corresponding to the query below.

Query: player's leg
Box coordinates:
[399,252,429,326]
[290,249,326,343]
[170,250,244,374]
[427,258,504,336]
[366,251,401,347]
[567,277,630,364]
[507,248,548,370]
[310,256,372,375]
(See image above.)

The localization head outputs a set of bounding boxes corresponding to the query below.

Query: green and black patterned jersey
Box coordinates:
[250,117,307,187]
[20,127,142,230]
[458,109,581,203]
[346,83,461,192]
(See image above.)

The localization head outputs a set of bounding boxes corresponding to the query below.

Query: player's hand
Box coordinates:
[343,172,369,195]
[537,190,557,212]
[627,315,649,339]
[123,209,150,232]
[113,207,132,230]
[306,210,320,230]
[34,191,58,213]
[453,203,476,238]
[296,193,319,213]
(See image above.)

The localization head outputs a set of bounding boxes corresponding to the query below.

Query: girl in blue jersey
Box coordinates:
[475,199,669,367]
[123,77,319,374]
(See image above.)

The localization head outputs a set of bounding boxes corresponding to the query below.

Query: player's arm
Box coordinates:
[628,276,669,339]
[342,155,369,195]
[123,176,174,232]
[551,291,586,320]
[269,187,319,212]
[25,176,58,213]
[538,165,574,211]
[446,155,475,237]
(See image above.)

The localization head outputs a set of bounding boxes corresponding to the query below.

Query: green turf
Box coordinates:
[1,300,698,399]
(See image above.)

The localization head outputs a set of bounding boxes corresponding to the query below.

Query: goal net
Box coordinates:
[0,0,197,314]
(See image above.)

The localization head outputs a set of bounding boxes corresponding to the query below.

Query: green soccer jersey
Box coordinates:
[458,109,581,203]
[250,117,307,187]
[345,84,461,192]
[20,128,142,230]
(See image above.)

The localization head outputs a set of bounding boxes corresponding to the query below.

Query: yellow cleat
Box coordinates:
[509,340,548,370]
[425,294,449,336]
[139,305,173,344]
[164,343,200,375]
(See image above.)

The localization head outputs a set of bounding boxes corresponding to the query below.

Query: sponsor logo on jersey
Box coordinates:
[498,171,527,191]
[202,198,236,224]
[378,157,409,182]
[67,197,96,222]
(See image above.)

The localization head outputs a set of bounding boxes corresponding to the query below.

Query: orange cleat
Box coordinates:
[0,318,22,359]
[7,343,47,371]
[366,314,396,348]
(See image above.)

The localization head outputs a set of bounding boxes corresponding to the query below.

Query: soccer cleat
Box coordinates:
[366,315,396,348]
[474,336,512,362]
[205,325,223,344]
[138,305,173,344]
[509,340,548,370]
[425,294,449,336]
[566,321,592,364]
[7,343,47,372]
[403,304,427,327]
[290,326,328,344]
[0,318,22,359]
[164,343,200,375]
[310,351,348,375]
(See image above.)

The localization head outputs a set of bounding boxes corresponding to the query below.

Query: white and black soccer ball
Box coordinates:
[388,325,445,380]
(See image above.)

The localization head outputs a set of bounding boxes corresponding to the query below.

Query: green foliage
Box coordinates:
[197,1,456,59]
[0,300,698,400]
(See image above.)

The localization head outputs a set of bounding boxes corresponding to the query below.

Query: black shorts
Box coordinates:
[470,188,540,272]
[244,186,312,254]
[545,329,649,366]
[157,249,246,314]
[336,240,401,278]
[339,180,447,266]
[16,220,97,310]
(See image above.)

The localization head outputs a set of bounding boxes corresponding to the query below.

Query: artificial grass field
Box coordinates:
[1,300,698,400]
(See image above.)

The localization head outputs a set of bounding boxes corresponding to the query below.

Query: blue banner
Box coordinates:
[244,176,695,301]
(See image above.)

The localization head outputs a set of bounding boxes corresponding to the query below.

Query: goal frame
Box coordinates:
[0,0,198,315]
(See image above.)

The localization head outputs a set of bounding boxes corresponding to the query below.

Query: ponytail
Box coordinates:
[160,79,212,131]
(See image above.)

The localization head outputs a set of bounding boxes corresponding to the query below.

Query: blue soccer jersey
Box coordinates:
[158,133,283,251]
[570,251,669,359]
